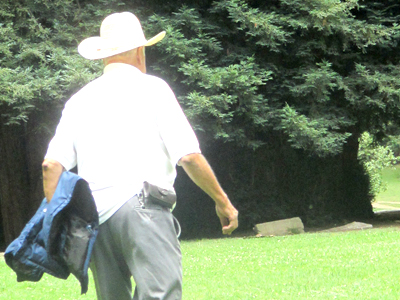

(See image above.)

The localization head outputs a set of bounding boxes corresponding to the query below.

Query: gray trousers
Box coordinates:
[90,195,182,300]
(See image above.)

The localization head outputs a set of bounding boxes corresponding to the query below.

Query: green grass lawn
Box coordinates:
[375,164,400,204]
[2,228,400,299]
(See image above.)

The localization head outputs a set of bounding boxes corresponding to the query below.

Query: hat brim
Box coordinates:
[78,31,166,60]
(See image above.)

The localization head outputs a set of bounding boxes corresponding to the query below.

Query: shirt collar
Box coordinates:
[103,63,141,74]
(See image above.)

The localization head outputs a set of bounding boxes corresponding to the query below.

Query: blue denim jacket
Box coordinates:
[5,171,98,294]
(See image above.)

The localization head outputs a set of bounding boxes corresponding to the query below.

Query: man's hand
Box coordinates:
[216,202,239,235]
[179,153,239,235]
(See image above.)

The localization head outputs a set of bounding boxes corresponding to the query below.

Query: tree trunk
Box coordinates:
[0,120,32,246]
[0,104,61,248]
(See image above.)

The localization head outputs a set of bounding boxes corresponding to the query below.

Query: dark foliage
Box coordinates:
[0,0,399,243]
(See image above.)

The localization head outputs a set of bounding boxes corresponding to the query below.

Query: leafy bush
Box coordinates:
[358,132,399,198]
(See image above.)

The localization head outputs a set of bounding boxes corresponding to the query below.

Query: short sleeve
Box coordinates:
[154,80,201,165]
[44,99,77,170]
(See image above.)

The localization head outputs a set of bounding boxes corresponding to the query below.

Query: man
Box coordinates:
[42,12,238,300]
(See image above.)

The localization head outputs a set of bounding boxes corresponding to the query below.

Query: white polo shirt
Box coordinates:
[45,63,201,224]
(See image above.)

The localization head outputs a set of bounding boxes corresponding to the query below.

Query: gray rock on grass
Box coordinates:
[254,217,304,237]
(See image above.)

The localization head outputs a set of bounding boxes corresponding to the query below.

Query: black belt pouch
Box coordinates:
[143,181,176,209]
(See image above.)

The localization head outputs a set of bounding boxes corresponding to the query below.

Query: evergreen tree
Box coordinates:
[0,0,399,243]
[0,0,101,245]
[144,0,400,231]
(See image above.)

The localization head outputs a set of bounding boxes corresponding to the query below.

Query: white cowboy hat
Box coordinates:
[78,12,166,60]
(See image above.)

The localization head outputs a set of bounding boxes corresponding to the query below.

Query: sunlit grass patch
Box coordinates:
[376,164,400,204]
[2,228,400,299]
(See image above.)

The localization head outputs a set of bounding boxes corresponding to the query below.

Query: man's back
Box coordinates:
[46,63,200,222]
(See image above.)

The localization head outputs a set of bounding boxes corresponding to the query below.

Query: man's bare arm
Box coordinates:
[42,159,64,202]
[178,153,238,235]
